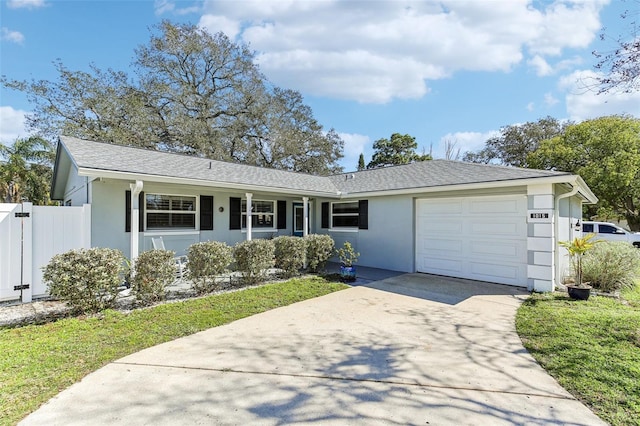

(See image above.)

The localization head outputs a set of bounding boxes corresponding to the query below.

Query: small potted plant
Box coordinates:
[336,241,359,282]
[559,233,597,300]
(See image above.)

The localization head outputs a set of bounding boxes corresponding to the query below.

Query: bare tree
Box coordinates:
[442,138,461,161]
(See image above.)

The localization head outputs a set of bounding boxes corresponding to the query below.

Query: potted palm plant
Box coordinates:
[336,241,359,282]
[559,233,597,300]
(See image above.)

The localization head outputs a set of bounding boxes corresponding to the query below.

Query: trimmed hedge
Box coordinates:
[274,236,306,277]
[305,234,334,272]
[234,239,275,284]
[187,241,233,294]
[43,248,127,314]
[131,249,176,305]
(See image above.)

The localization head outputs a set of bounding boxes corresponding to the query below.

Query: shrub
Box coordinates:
[234,239,275,285]
[43,248,127,314]
[582,241,640,292]
[274,236,306,277]
[131,250,176,305]
[187,241,233,294]
[305,234,334,272]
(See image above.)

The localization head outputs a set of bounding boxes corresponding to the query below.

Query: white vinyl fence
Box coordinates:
[0,202,91,303]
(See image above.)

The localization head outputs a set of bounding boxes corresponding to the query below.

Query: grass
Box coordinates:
[0,276,348,426]
[516,287,640,426]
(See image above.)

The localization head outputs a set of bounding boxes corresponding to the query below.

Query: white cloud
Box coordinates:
[7,0,46,9]
[199,14,241,39]
[559,70,640,121]
[198,0,608,103]
[544,92,559,107]
[154,0,200,16]
[1,28,25,44]
[526,102,535,112]
[528,55,553,76]
[432,131,500,159]
[338,132,371,171]
[0,106,31,143]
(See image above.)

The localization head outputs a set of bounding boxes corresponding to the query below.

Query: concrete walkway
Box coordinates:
[21,274,605,425]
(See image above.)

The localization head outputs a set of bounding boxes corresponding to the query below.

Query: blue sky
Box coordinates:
[1,0,639,171]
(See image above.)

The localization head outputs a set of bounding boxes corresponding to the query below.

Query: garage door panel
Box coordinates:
[416,195,528,287]
[469,261,522,282]
[419,200,464,215]
[419,238,462,253]
[418,220,463,234]
[469,240,525,259]
[470,198,521,214]
[469,221,521,236]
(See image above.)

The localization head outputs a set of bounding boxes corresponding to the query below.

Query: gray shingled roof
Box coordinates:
[330,160,570,194]
[59,136,340,195]
[58,136,572,197]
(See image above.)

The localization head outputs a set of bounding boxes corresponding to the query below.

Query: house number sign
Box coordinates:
[527,210,553,223]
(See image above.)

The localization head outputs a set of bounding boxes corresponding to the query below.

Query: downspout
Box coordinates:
[554,179,580,289]
[130,180,143,263]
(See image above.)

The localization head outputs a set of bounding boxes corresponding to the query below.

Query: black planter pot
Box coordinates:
[340,265,357,282]
[567,285,592,301]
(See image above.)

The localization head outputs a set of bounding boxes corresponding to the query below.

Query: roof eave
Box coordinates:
[337,174,586,199]
[76,167,342,198]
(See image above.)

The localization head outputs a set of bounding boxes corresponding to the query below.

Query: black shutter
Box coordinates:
[358,200,368,230]
[229,197,241,230]
[125,190,144,232]
[321,202,329,229]
[277,200,287,229]
[200,195,214,231]
[125,190,131,232]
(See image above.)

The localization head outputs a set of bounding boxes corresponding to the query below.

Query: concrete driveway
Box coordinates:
[21,274,605,425]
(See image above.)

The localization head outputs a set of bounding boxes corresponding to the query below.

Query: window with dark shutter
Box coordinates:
[321,202,329,229]
[358,200,368,230]
[229,197,241,230]
[277,200,287,229]
[125,190,144,232]
[200,196,214,230]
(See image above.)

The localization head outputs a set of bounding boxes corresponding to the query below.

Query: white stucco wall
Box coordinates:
[90,178,303,258]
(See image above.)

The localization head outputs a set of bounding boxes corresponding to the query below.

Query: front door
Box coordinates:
[293,203,304,237]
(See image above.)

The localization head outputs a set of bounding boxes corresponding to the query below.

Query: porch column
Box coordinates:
[302,197,309,237]
[130,180,143,261]
[245,192,253,241]
[527,184,555,292]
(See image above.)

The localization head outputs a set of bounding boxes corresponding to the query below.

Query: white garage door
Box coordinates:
[416,195,528,287]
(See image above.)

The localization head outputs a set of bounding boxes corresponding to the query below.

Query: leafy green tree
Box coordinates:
[463,116,568,167]
[2,21,343,175]
[528,115,640,230]
[0,136,54,204]
[366,133,431,169]
[357,153,365,171]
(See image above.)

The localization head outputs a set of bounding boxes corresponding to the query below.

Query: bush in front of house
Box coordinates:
[131,249,176,305]
[305,234,335,272]
[582,241,640,292]
[234,239,275,284]
[43,248,127,314]
[187,241,233,294]
[274,236,307,278]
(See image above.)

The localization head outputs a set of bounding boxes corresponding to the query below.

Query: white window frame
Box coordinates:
[330,201,359,230]
[242,199,276,231]
[145,193,198,230]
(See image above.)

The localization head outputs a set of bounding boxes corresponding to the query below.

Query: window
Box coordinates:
[242,199,275,229]
[332,201,359,228]
[598,224,619,234]
[582,223,594,233]
[146,194,196,229]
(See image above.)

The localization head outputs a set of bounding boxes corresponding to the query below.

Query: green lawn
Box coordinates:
[516,286,640,426]
[0,277,347,426]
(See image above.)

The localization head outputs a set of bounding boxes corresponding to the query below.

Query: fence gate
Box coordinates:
[0,202,91,303]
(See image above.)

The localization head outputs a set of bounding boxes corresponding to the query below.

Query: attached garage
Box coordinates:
[415,194,528,287]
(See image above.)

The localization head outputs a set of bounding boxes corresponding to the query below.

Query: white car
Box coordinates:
[581,221,640,247]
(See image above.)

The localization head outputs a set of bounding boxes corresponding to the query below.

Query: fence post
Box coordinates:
[82,204,92,248]
[21,202,33,303]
